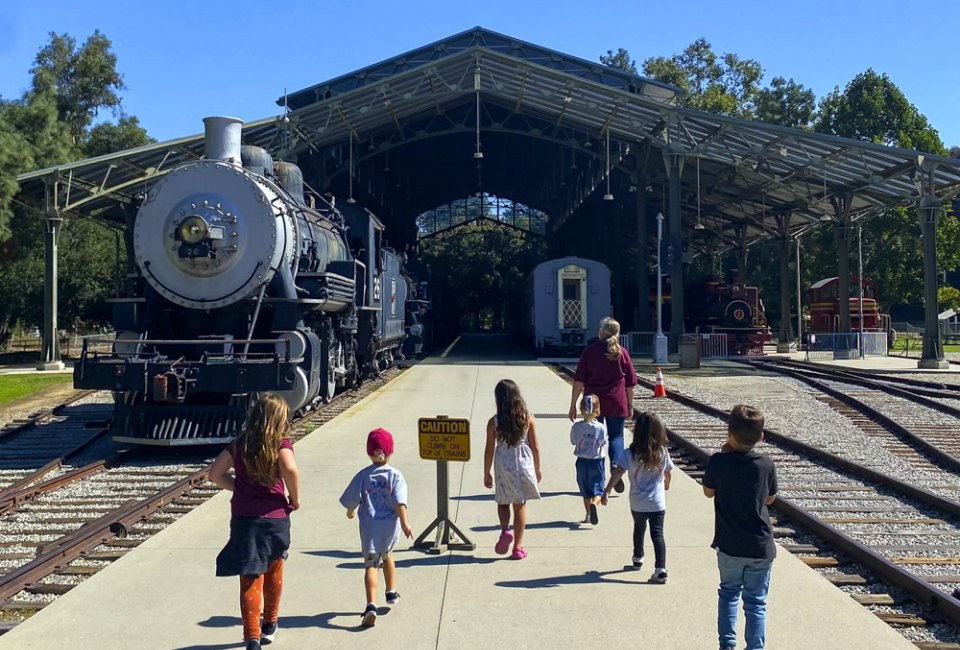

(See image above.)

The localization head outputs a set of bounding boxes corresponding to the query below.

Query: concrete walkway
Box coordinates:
[0,335,912,649]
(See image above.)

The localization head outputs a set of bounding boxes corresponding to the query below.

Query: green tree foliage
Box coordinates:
[600,48,637,75]
[31,31,125,145]
[85,115,152,157]
[641,38,763,118]
[418,222,546,334]
[816,69,945,154]
[0,30,147,348]
[939,286,960,313]
[754,77,816,129]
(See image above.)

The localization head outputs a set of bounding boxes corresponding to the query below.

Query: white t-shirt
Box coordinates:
[570,419,607,459]
[613,447,674,512]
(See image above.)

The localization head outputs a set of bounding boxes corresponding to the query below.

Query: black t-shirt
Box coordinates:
[702,450,778,559]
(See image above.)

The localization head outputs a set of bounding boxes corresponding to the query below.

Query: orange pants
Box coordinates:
[239,558,284,641]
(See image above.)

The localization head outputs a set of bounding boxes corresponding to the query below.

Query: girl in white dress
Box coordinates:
[483,379,541,559]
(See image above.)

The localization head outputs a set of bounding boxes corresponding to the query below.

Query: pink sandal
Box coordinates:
[511,546,528,560]
[495,530,513,555]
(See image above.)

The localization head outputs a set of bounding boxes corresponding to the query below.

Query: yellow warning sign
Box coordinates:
[418,416,470,462]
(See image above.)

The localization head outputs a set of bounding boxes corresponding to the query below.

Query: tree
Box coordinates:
[0,30,146,349]
[815,69,945,154]
[600,48,637,75]
[418,222,546,335]
[31,31,125,145]
[940,286,960,313]
[754,77,816,129]
[85,115,153,157]
[641,38,763,118]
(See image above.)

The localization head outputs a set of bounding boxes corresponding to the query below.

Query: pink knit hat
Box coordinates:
[367,428,395,457]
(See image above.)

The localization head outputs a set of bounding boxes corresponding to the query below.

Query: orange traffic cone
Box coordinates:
[653,367,667,398]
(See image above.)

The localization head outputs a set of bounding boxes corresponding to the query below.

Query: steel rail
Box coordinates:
[0,389,99,443]
[0,470,209,604]
[752,357,960,401]
[744,361,960,475]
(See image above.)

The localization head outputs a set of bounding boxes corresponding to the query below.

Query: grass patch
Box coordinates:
[889,337,960,354]
[0,373,72,406]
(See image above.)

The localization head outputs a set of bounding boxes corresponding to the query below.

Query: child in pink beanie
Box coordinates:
[340,428,412,627]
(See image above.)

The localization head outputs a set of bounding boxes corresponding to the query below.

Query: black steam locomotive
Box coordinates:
[74,117,425,445]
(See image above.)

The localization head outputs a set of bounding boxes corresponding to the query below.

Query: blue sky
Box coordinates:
[2,0,958,149]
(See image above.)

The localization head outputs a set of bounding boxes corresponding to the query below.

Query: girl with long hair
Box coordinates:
[483,379,541,560]
[602,411,673,584]
[211,393,301,650]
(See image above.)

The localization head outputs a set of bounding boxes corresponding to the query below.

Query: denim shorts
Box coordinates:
[575,457,606,498]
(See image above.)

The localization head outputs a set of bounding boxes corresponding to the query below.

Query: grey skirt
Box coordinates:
[216,516,290,577]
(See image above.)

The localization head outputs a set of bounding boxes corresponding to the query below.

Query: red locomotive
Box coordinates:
[652,277,773,355]
[807,277,888,332]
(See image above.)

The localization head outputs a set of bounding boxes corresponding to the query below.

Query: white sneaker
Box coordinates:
[631,556,643,570]
[649,568,668,584]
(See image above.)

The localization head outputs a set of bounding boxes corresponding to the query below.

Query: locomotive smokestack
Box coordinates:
[203,116,243,164]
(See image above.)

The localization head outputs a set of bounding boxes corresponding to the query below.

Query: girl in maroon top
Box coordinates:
[211,393,301,650]
[568,317,638,492]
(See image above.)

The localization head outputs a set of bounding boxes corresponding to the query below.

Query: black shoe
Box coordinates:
[386,591,400,605]
[614,478,625,493]
[361,603,377,627]
[589,503,599,525]
[260,620,277,645]
[246,640,261,650]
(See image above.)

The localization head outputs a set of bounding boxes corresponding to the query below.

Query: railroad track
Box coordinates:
[0,368,404,635]
[744,359,960,476]
[554,364,960,649]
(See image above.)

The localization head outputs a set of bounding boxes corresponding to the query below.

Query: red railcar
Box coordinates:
[808,277,886,332]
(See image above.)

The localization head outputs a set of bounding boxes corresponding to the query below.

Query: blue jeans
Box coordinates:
[717,551,773,650]
[599,416,625,472]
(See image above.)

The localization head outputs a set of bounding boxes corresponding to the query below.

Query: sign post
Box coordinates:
[414,415,475,554]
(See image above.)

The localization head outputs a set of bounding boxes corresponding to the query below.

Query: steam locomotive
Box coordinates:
[651,277,771,355]
[74,117,424,445]
[683,278,772,355]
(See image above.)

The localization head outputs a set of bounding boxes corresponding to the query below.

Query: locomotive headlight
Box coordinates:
[178,216,208,244]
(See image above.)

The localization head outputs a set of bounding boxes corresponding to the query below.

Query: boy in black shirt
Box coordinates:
[702,404,778,650]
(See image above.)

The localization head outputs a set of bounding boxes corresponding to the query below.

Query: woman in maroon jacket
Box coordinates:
[568,317,638,493]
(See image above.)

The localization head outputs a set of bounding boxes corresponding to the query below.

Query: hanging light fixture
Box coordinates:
[383,146,390,173]
[602,130,613,201]
[473,90,483,159]
[346,133,356,204]
[694,156,705,229]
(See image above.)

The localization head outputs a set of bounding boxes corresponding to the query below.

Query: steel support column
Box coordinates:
[918,179,948,368]
[636,185,649,330]
[664,145,684,339]
[38,179,64,370]
[834,222,851,333]
[777,216,792,352]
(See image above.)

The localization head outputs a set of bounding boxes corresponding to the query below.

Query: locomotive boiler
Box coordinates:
[75,117,417,445]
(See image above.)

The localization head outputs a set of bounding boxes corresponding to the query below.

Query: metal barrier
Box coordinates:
[619,332,654,355]
[806,333,862,360]
[861,332,887,356]
[619,332,727,359]
[699,333,728,359]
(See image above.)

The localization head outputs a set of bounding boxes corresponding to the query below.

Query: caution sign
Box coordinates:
[418,416,470,462]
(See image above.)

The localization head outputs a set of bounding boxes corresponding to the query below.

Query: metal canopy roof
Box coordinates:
[16,26,960,253]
